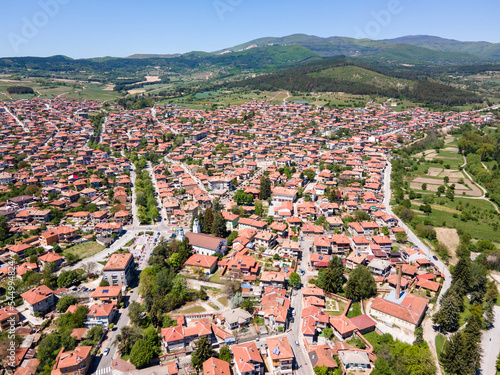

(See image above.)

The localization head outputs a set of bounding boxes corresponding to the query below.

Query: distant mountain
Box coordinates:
[126,53,181,59]
[219,33,495,64]
[384,35,500,59]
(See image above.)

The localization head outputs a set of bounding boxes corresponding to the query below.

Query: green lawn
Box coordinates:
[208,302,220,311]
[217,296,229,307]
[209,269,223,283]
[363,331,382,346]
[459,298,472,327]
[64,241,105,260]
[435,333,446,359]
[346,301,362,319]
[178,305,206,314]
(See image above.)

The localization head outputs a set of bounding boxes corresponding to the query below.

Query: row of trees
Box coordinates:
[134,166,159,224]
[193,201,228,239]
[112,238,196,368]
[433,235,498,374]
[316,257,377,301]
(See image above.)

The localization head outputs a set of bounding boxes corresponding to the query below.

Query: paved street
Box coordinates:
[479,306,500,375]
[383,160,452,305]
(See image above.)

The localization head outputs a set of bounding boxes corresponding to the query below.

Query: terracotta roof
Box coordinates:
[103,253,133,271]
[21,285,54,306]
[203,357,231,375]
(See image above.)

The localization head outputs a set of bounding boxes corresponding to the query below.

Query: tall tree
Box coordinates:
[191,335,217,372]
[211,212,227,238]
[452,255,472,294]
[318,257,344,294]
[203,207,214,234]
[344,265,376,301]
[432,288,461,332]
[130,339,154,368]
[259,176,271,200]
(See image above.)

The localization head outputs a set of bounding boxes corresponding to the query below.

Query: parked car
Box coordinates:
[103,347,110,356]
[295,340,299,347]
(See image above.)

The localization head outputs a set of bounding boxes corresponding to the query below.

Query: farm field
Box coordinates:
[405,135,500,244]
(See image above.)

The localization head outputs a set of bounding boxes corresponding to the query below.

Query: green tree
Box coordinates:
[241,299,254,313]
[57,295,76,313]
[353,210,370,222]
[218,345,233,363]
[113,326,144,355]
[259,176,271,200]
[128,301,143,326]
[254,201,263,216]
[36,333,62,370]
[322,327,334,339]
[211,212,228,238]
[234,189,254,205]
[344,265,376,301]
[452,256,472,294]
[130,339,154,368]
[227,231,239,247]
[303,168,315,181]
[318,256,344,294]
[395,231,408,243]
[371,358,394,375]
[57,270,79,288]
[191,335,217,372]
[203,207,214,234]
[432,288,461,332]
[99,279,110,287]
[288,272,301,288]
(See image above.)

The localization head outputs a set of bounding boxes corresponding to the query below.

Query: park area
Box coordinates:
[64,241,105,260]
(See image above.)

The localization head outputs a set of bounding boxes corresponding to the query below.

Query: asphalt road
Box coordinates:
[479,306,500,375]
[383,160,452,306]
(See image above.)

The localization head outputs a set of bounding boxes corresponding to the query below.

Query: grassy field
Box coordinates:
[346,301,362,318]
[179,305,206,314]
[409,197,499,242]
[459,298,472,327]
[435,333,446,358]
[64,241,105,260]
[208,302,219,310]
[217,296,229,307]
[209,269,224,283]
[0,79,121,102]
[363,331,382,346]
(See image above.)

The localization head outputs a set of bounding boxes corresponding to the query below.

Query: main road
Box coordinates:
[382,160,452,304]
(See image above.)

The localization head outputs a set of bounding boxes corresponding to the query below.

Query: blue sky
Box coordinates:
[1,0,499,58]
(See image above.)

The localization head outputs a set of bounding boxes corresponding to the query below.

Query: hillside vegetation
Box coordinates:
[224,58,482,107]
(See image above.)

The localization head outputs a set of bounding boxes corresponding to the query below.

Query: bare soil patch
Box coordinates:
[427,168,442,177]
[435,227,459,265]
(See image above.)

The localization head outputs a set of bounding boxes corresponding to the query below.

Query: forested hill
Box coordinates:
[223,58,482,107]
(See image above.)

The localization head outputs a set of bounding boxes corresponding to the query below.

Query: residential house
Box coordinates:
[232,342,264,375]
[90,286,122,305]
[51,346,92,375]
[184,254,218,275]
[21,285,56,314]
[267,337,294,375]
[102,253,135,286]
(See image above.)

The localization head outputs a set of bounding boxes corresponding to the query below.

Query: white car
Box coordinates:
[103,347,110,356]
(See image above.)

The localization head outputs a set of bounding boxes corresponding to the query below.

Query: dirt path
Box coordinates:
[460,157,500,213]
[423,317,443,375]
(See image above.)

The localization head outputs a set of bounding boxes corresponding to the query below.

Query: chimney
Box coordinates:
[396,264,402,298]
